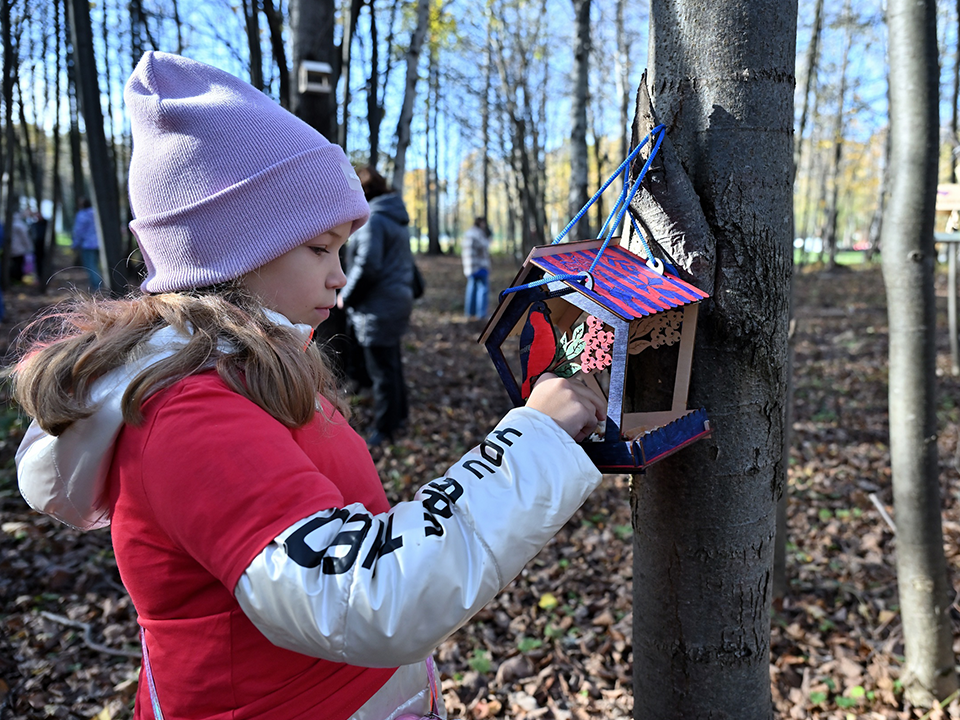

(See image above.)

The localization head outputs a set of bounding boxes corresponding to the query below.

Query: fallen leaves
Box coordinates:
[0,259,958,718]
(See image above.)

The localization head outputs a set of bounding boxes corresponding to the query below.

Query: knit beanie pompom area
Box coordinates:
[124,51,369,294]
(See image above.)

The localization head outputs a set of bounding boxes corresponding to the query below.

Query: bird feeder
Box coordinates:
[479,237,712,473]
[298,60,333,94]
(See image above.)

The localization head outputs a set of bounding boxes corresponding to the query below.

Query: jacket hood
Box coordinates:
[16,309,313,531]
[369,193,409,226]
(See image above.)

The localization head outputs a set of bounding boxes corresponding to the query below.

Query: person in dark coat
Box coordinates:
[339,166,416,446]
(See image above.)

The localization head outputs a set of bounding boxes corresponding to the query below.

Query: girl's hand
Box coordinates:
[526,373,607,443]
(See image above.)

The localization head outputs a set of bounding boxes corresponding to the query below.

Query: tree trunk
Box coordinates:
[68,0,125,292]
[568,0,590,241]
[822,2,851,271]
[65,28,84,215]
[366,0,380,167]
[614,0,629,167]
[866,127,889,262]
[426,44,441,255]
[263,0,289,108]
[242,0,264,90]
[391,0,429,195]
[882,0,959,706]
[290,0,339,142]
[481,21,492,220]
[1,0,15,289]
[627,0,796,713]
[794,0,824,181]
[952,0,960,183]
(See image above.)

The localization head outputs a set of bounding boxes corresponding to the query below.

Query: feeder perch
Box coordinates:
[298,60,333,94]
[479,237,712,473]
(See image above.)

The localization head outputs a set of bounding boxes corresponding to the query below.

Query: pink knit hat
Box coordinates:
[124,51,369,293]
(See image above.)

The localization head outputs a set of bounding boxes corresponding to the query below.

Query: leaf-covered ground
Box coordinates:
[0,252,958,719]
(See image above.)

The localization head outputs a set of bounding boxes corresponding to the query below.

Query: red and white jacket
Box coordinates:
[16,311,602,719]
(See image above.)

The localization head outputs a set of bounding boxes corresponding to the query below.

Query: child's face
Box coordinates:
[243,221,352,327]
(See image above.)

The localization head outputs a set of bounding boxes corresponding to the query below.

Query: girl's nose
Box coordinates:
[328,261,347,289]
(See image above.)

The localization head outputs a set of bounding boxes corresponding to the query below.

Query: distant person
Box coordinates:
[339,165,416,447]
[72,198,103,291]
[461,216,492,320]
[29,212,48,291]
[9,212,32,284]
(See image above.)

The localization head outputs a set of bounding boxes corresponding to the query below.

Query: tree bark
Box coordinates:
[627,0,795,715]
[568,0,590,240]
[883,0,959,706]
[391,0,429,195]
[68,0,125,292]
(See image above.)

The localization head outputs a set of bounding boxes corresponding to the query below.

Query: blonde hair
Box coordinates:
[10,282,347,437]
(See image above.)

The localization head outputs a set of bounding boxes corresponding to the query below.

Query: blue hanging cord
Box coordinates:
[501,124,667,296]
[588,126,666,274]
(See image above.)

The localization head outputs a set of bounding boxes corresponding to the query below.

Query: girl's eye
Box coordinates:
[310,246,329,256]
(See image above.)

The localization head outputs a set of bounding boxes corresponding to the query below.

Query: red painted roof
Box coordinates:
[532,245,709,319]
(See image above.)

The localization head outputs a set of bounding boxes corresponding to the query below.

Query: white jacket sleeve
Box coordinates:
[234,406,602,668]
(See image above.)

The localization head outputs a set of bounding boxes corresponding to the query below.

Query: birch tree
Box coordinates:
[882,0,958,705]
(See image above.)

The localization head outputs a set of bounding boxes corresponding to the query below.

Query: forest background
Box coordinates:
[1,0,960,719]
[1,0,941,265]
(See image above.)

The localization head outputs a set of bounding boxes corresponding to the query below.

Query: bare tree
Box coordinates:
[67,0,125,291]
[794,0,824,180]
[882,0,959,706]
[821,0,853,270]
[568,0,590,240]
[626,0,796,713]
[391,0,430,195]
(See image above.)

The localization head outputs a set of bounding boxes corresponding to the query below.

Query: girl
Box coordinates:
[12,52,605,720]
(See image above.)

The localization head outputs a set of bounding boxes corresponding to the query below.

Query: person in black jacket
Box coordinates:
[339,166,416,446]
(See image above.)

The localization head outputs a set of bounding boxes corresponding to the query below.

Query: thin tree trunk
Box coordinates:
[794,0,824,181]
[568,0,590,241]
[615,0,629,166]
[366,0,380,167]
[481,21,492,220]
[171,0,184,53]
[68,0,125,291]
[338,0,357,151]
[952,0,960,183]
[243,0,263,90]
[1,0,15,289]
[822,2,852,270]
[628,0,796,713]
[867,127,890,262]
[391,0,429,195]
[65,25,84,214]
[882,0,959,706]
[263,0,289,108]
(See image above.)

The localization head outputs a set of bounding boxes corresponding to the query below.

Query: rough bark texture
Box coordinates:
[627,1,795,717]
[883,0,958,706]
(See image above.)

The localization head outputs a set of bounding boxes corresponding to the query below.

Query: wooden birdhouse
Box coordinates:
[298,60,333,94]
[479,237,712,473]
